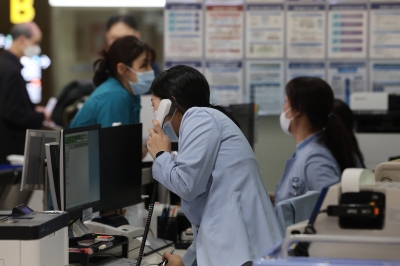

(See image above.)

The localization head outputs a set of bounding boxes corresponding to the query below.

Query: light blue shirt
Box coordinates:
[70,77,141,128]
[274,132,341,205]
[152,107,282,266]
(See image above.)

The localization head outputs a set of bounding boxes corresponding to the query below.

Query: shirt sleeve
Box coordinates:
[96,93,132,127]
[304,153,340,192]
[0,72,44,129]
[152,108,221,201]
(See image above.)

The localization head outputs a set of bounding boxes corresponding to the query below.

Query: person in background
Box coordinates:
[333,99,366,168]
[0,23,52,163]
[105,14,161,77]
[147,66,282,266]
[69,36,155,157]
[274,77,357,204]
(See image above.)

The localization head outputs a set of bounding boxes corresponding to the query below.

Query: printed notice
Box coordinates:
[370,3,400,59]
[328,62,367,103]
[246,0,284,3]
[165,3,203,58]
[328,4,367,59]
[205,61,243,105]
[165,61,203,74]
[287,62,326,83]
[205,5,244,59]
[287,5,326,59]
[246,4,284,58]
[370,62,400,93]
[246,61,284,115]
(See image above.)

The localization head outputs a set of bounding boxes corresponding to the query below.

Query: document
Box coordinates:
[164,3,203,58]
[370,3,400,59]
[287,62,325,83]
[328,4,367,59]
[246,4,284,58]
[205,61,243,106]
[205,5,244,59]
[370,62,400,93]
[287,5,326,59]
[165,61,203,74]
[246,61,284,115]
[328,62,367,103]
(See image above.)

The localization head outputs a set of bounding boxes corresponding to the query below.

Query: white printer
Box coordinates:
[0,205,69,266]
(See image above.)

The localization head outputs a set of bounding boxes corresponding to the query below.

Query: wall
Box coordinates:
[254,116,295,193]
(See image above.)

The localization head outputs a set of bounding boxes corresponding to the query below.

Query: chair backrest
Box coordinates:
[274,191,320,235]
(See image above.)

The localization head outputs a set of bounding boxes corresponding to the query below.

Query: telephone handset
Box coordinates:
[154,99,172,129]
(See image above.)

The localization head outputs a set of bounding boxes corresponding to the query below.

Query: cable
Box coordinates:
[136,180,159,266]
[145,245,164,257]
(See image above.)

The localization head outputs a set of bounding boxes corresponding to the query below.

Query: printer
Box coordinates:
[0,204,69,266]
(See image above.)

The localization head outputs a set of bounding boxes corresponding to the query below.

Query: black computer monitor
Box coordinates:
[225,103,256,149]
[61,125,101,221]
[21,130,60,191]
[99,124,142,213]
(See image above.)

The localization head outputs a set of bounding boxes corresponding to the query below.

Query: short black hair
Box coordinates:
[106,14,139,32]
[10,23,33,40]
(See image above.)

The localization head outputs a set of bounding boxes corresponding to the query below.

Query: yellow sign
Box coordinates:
[10,0,35,24]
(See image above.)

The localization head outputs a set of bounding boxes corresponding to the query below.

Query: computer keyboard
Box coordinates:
[96,257,151,266]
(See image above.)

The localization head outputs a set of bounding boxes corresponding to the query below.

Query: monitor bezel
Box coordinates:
[62,124,101,221]
[21,130,60,191]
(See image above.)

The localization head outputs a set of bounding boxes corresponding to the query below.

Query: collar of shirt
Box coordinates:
[296,131,322,152]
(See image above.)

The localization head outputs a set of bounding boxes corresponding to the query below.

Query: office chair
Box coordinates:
[274,191,320,236]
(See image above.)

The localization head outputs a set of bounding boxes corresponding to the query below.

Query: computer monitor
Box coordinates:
[61,125,101,221]
[225,103,256,149]
[99,124,142,213]
[21,130,60,191]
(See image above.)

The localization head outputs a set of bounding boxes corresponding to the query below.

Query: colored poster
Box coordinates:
[287,62,326,83]
[370,62,400,93]
[328,62,367,103]
[246,61,284,115]
[205,61,243,105]
[165,61,203,73]
[246,0,284,2]
[328,4,367,59]
[246,4,284,58]
[165,3,203,58]
[205,5,244,59]
[287,5,326,59]
[370,3,400,59]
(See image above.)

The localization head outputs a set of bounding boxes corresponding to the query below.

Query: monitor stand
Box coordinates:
[69,219,92,238]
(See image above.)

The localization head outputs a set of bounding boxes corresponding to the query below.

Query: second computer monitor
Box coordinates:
[62,125,101,220]
[99,124,142,213]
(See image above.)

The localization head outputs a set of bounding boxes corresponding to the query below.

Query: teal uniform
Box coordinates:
[70,77,141,128]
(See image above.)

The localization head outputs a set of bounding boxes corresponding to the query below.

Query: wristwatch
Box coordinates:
[154,151,165,159]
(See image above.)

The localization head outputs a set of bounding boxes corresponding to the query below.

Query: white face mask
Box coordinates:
[280,108,294,136]
[162,110,179,142]
[23,44,41,58]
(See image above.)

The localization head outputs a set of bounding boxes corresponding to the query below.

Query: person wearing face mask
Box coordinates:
[69,35,155,129]
[274,77,358,205]
[147,66,282,266]
[0,22,52,163]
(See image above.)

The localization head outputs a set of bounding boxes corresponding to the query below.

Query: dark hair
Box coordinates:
[150,65,240,127]
[286,77,356,172]
[333,99,365,168]
[106,14,138,32]
[10,23,32,40]
[93,36,155,87]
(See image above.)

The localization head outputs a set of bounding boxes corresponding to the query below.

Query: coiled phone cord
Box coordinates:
[136,180,158,266]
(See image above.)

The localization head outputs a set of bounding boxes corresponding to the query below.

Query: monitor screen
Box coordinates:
[99,124,142,213]
[21,130,60,191]
[226,103,255,149]
[63,125,101,220]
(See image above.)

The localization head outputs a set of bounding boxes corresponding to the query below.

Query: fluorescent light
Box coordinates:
[49,0,166,7]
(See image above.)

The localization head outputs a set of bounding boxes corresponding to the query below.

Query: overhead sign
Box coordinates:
[10,0,35,24]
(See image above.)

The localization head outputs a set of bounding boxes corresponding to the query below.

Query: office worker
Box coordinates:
[0,23,52,163]
[333,99,366,168]
[274,77,357,204]
[147,66,282,266]
[105,14,161,77]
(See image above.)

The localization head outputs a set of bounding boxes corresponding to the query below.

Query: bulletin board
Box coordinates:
[164,0,400,115]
